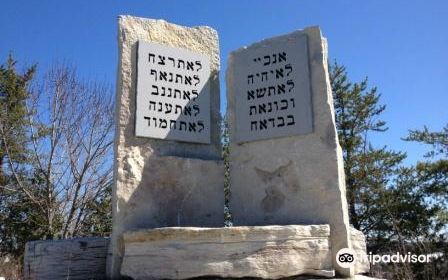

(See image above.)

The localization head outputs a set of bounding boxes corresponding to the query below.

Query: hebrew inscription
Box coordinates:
[135,41,211,143]
[233,35,313,143]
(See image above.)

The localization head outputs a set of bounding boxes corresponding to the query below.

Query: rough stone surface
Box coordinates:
[108,16,224,279]
[227,27,353,277]
[296,276,384,280]
[23,237,109,280]
[351,227,370,274]
[21,227,370,279]
[192,276,383,280]
[121,225,335,279]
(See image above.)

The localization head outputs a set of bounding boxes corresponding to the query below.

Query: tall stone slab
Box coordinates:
[108,16,224,278]
[226,27,353,277]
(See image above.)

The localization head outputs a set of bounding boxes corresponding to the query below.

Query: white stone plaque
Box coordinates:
[233,34,313,143]
[135,41,211,143]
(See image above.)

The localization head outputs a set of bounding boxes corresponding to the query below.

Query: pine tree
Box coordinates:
[331,62,447,279]
[403,125,448,279]
[330,62,405,232]
[0,55,36,184]
[0,55,38,257]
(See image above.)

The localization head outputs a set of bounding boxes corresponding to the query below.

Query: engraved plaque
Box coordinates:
[233,34,313,143]
[135,41,211,143]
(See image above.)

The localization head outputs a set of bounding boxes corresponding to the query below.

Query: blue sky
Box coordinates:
[1,0,447,165]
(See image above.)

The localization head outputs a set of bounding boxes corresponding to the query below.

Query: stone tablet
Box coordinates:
[108,16,224,279]
[135,41,211,143]
[227,27,354,277]
[233,34,313,143]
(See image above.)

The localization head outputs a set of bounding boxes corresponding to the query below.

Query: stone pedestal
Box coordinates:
[121,225,334,279]
[120,225,371,280]
[22,226,372,280]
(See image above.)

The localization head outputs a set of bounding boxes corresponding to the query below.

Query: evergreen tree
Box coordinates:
[403,125,448,279]
[330,62,405,233]
[0,55,40,257]
[0,55,35,183]
[331,62,447,279]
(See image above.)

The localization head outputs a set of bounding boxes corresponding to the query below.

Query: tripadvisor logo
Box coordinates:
[336,248,356,268]
[336,248,434,267]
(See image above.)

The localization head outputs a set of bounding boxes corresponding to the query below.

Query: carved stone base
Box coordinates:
[121,225,369,279]
[22,225,374,279]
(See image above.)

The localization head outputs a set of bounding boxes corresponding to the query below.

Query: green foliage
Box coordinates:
[403,125,448,279]
[0,172,56,257]
[79,182,113,236]
[0,55,40,257]
[330,62,406,232]
[331,62,447,279]
[406,125,448,158]
[0,54,35,183]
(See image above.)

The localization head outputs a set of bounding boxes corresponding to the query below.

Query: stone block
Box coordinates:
[108,15,224,278]
[226,26,353,277]
[121,225,335,279]
[298,276,384,280]
[23,237,109,280]
[351,227,370,274]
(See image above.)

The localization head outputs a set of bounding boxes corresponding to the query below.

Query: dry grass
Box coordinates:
[0,256,22,280]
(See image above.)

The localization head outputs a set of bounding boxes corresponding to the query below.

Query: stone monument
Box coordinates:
[226,27,354,277]
[114,24,372,280]
[107,16,224,278]
[22,16,380,280]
